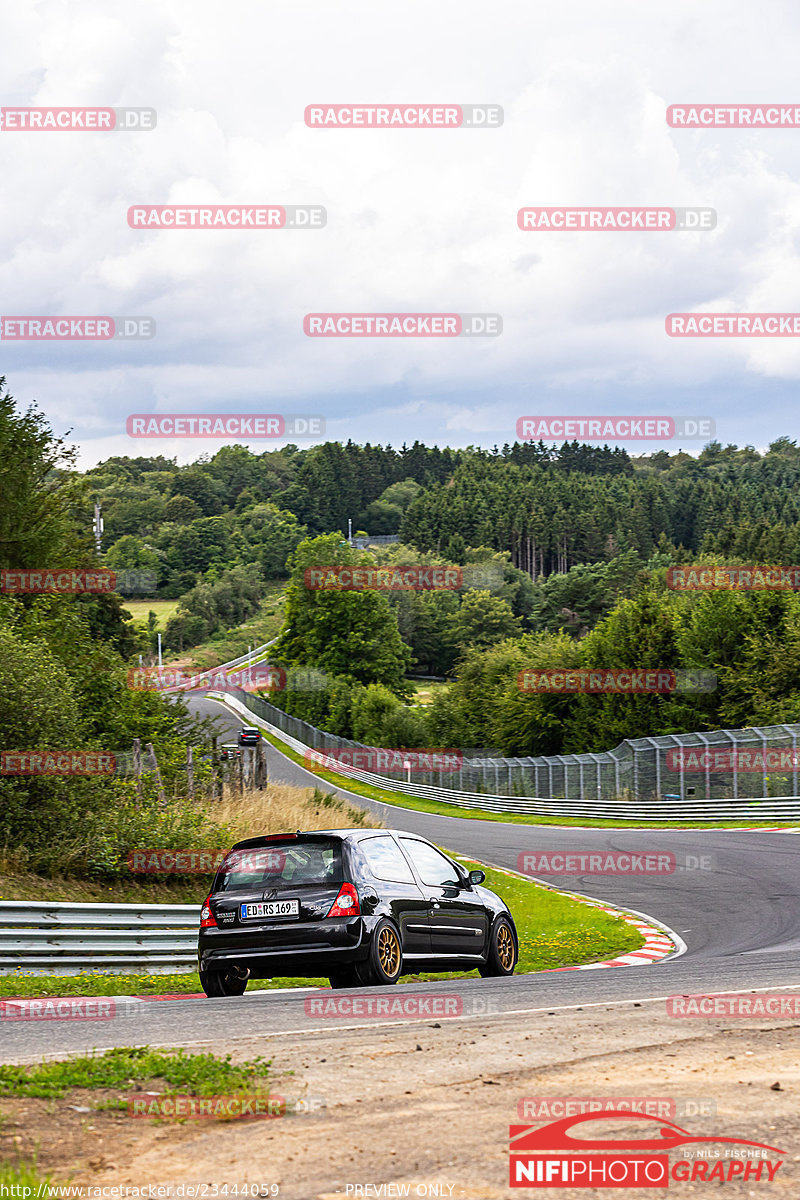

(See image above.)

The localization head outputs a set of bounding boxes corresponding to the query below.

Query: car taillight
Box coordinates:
[200,895,217,928]
[325,882,360,918]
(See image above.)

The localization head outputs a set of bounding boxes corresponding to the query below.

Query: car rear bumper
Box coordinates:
[198,916,368,977]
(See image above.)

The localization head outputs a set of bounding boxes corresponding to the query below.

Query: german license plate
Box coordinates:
[240,899,299,920]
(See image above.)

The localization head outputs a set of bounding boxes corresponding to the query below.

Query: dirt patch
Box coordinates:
[3,1005,799,1198]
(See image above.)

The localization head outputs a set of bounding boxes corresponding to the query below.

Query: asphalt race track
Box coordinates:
[4,691,799,1062]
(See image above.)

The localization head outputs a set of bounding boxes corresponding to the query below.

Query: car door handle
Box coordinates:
[431,902,440,908]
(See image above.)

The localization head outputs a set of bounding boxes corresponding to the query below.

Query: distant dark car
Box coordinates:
[219,743,242,762]
[197,829,518,996]
[237,727,261,746]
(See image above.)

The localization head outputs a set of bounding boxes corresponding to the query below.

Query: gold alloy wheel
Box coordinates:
[378,925,401,976]
[496,922,515,970]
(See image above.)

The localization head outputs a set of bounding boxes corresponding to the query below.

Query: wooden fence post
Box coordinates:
[211,738,222,801]
[132,738,142,806]
[256,738,267,790]
[145,742,167,806]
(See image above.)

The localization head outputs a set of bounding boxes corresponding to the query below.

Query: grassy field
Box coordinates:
[122,583,287,672]
[122,598,179,627]
[409,679,450,706]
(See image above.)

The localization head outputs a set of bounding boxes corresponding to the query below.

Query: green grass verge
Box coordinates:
[248,713,796,830]
[0,1161,53,1192]
[0,860,645,998]
[0,1045,269,1099]
[454,858,643,972]
[0,971,325,998]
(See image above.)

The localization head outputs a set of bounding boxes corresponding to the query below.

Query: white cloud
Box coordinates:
[2,0,800,463]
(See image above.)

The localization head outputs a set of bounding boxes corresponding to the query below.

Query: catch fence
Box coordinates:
[241,691,800,809]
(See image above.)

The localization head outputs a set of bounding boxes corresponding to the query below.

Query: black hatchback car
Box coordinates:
[237,726,261,746]
[197,829,518,996]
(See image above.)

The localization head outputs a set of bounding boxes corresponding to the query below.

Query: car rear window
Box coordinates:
[215,839,344,892]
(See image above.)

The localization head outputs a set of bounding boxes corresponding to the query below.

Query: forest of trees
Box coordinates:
[86,436,800,607]
[0,380,227,875]
[8,364,800,773]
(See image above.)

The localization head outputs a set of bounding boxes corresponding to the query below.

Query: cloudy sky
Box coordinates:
[3,0,800,467]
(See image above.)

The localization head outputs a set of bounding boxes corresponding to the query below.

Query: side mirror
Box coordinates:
[469,869,486,886]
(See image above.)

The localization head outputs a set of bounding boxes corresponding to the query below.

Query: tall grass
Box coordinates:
[0,781,378,898]
[214,782,377,841]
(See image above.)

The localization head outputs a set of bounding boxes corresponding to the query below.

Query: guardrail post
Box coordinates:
[633,746,640,800]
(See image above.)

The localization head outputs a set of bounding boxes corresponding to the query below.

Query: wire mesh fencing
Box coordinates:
[241,691,800,804]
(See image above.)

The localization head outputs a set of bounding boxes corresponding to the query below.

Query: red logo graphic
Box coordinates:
[509,1112,783,1187]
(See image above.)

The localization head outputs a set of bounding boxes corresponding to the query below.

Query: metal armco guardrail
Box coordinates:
[0,901,199,976]
[160,637,278,693]
[210,692,800,823]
